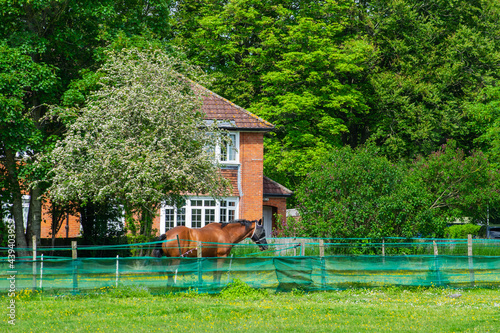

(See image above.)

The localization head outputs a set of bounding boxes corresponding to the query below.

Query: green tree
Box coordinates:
[45,48,230,237]
[0,41,58,255]
[363,0,500,159]
[173,0,377,191]
[295,142,499,239]
[0,0,175,254]
[295,146,437,239]
[465,84,500,166]
[409,140,500,224]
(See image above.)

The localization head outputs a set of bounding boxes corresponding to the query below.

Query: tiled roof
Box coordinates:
[263,176,293,197]
[196,85,274,131]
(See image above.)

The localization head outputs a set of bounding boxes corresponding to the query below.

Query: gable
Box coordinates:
[197,86,274,131]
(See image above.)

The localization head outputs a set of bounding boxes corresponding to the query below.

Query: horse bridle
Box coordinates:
[251,221,267,244]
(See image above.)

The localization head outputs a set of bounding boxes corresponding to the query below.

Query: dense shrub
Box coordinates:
[445,224,482,239]
[294,141,499,239]
[295,145,438,239]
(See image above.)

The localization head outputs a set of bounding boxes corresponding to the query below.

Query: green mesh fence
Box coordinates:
[2,238,500,293]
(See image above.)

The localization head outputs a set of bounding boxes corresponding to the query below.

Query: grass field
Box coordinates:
[2,283,500,333]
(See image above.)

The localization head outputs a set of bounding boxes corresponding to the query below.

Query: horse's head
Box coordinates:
[251,219,268,251]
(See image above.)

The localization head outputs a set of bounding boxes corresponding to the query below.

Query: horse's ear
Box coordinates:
[257,219,263,226]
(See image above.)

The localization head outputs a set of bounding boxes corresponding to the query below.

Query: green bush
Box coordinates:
[220,279,267,299]
[445,224,481,239]
[295,145,439,238]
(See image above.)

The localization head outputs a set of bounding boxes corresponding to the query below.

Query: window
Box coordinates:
[204,200,216,225]
[176,208,186,226]
[191,200,203,228]
[161,197,238,233]
[205,132,238,164]
[2,195,30,230]
[220,200,236,222]
[165,209,175,229]
[220,133,237,163]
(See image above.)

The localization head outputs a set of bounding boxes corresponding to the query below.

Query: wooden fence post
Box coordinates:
[72,241,78,294]
[115,255,119,288]
[433,240,442,286]
[32,236,37,291]
[382,239,385,257]
[468,234,474,287]
[319,240,326,289]
[197,241,203,286]
[300,239,306,256]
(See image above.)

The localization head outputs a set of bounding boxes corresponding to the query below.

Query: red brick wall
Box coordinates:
[152,213,161,236]
[40,205,81,238]
[239,132,264,220]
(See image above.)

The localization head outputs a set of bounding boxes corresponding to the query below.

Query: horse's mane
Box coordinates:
[220,219,256,229]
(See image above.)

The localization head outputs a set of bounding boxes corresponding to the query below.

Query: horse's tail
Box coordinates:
[153,233,167,258]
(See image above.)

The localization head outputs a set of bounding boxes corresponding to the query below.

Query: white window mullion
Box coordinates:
[160,204,166,234]
[186,200,192,228]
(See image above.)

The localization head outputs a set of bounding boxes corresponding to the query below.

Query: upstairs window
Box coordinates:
[220,133,238,163]
[206,132,239,164]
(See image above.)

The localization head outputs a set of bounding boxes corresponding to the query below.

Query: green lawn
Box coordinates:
[2,285,500,332]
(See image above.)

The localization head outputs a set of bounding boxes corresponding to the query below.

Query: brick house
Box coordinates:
[154,87,292,237]
[31,87,292,239]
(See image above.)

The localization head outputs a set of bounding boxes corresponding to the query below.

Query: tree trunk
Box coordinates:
[4,148,29,258]
[27,186,42,246]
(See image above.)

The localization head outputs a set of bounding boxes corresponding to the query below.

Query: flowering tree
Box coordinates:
[46,48,229,235]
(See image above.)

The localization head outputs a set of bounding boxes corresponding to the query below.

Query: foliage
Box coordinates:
[409,140,500,224]
[0,0,176,252]
[272,216,306,238]
[45,48,230,213]
[295,145,437,238]
[220,279,268,299]
[171,0,500,198]
[172,0,377,191]
[295,141,499,238]
[465,83,500,167]
[364,0,500,159]
[444,224,482,239]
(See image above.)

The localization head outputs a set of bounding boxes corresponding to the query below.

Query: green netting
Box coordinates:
[2,238,499,293]
[2,254,500,294]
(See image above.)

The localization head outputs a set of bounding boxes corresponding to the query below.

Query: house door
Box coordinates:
[263,206,274,238]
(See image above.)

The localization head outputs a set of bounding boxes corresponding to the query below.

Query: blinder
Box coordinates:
[251,220,268,250]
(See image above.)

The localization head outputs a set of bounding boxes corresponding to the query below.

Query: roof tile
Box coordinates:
[196,85,274,131]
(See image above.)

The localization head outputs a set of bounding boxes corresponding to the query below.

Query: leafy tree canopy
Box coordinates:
[45,48,230,210]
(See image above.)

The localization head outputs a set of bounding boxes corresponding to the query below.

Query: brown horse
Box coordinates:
[153,219,268,285]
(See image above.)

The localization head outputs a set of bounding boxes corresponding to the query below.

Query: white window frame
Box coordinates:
[160,197,239,234]
[1,195,36,231]
[218,132,239,164]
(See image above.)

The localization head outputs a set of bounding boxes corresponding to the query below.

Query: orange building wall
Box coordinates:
[239,132,264,221]
[40,205,81,238]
